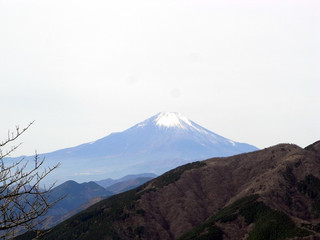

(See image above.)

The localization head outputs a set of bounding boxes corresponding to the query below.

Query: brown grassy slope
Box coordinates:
[119,142,320,239]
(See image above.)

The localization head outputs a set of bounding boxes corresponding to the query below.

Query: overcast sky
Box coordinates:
[1,0,319,157]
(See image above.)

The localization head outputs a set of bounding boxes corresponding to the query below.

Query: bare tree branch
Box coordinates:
[0,123,59,239]
[0,122,34,148]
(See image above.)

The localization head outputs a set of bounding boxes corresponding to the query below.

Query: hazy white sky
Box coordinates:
[1,0,319,156]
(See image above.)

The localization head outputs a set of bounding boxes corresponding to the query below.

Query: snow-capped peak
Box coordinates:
[154,112,192,128]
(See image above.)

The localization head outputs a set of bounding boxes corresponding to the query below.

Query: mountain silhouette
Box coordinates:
[13,112,258,183]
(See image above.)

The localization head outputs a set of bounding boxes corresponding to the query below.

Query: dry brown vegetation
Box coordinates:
[19,140,320,240]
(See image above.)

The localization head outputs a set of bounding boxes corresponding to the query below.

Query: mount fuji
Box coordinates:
[16,112,258,183]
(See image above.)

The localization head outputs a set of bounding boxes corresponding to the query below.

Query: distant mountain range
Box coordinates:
[95,173,157,188]
[40,173,156,228]
[20,140,320,240]
[105,176,154,194]
[41,180,112,228]
[10,112,258,183]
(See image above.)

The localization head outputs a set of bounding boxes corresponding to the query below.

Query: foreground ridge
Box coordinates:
[17,141,320,240]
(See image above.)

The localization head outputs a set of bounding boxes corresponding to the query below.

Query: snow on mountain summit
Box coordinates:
[154,112,192,128]
[16,111,259,183]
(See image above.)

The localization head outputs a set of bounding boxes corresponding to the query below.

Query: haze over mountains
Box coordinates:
[13,112,258,183]
[96,173,157,188]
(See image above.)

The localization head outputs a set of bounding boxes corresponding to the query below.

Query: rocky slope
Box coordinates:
[20,141,320,240]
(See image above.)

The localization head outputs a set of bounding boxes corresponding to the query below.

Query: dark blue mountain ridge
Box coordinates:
[35,180,113,229]
[8,112,258,183]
